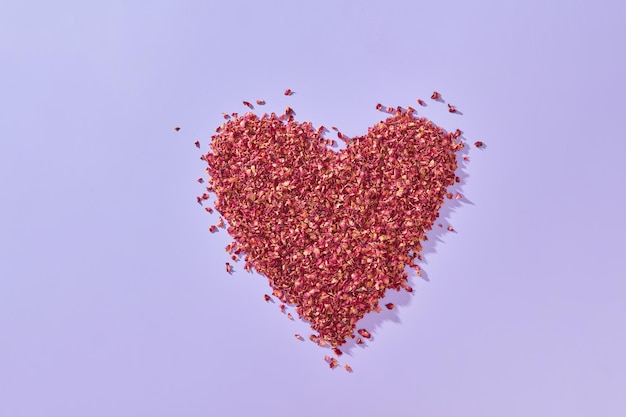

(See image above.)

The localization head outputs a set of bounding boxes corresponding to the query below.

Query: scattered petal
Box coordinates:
[358,329,371,339]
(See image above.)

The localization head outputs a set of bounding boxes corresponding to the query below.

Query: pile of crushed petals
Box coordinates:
[195,94,477,370]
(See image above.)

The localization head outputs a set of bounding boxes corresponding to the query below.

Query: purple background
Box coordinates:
[2,1,625,416]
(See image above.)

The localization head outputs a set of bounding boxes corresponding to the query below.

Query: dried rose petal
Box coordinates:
[284,89,292,96]
[194,140,200,148]
[417,99,426,106]
[256,99,266,105]
[295,334,304,341]
[197,177,204,183]
[225,262,232,273]
[333,348,343,356]
[243,101,253,109]
[376,103,383,110]
[385,303,395,310]
[344,364,352,372]
[431,91,440,100]
[448,104,457,113]
[209,225,217,233]
[264,294,271,302]
[202,99,469,354]
[174,126,180,131]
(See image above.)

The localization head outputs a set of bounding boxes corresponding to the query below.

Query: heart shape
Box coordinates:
[204,109,462,347]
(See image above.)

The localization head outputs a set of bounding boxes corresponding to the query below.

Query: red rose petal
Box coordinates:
[358,329,371,339]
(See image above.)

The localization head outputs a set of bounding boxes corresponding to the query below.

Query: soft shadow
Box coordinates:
[340,272,415,356]
[339,131,475,356]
